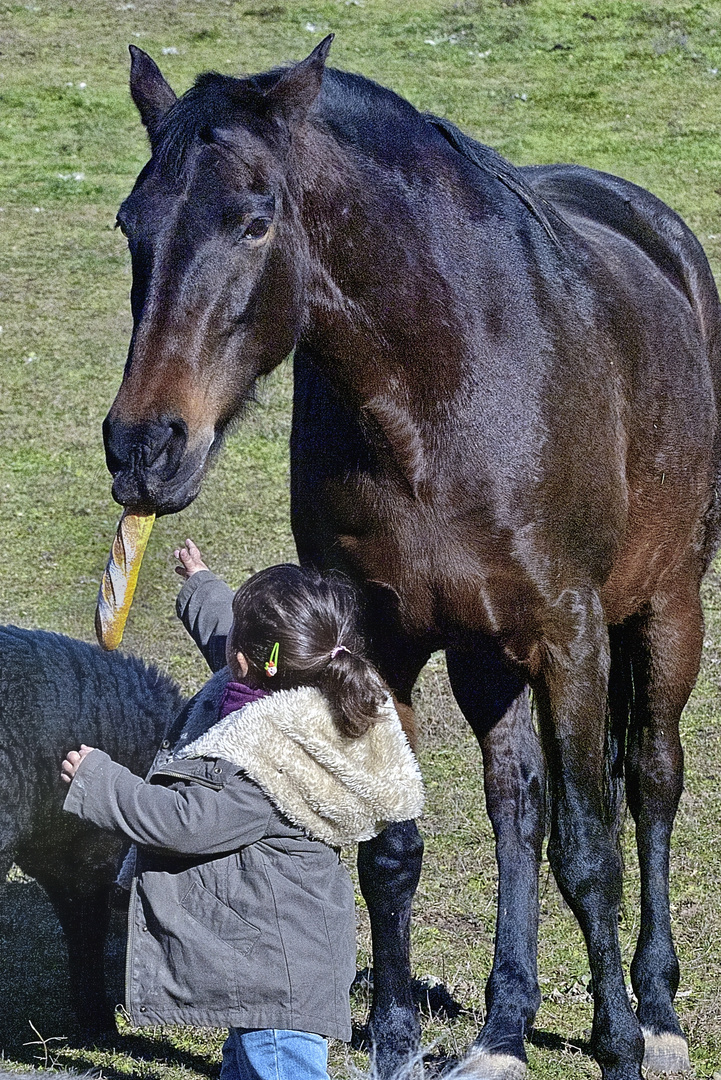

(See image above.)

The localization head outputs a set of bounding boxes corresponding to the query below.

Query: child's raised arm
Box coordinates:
[174,538,234,673]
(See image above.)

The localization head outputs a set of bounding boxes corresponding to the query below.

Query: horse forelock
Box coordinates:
[151,68,289,176]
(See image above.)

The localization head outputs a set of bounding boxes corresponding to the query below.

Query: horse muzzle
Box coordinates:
[103,414,211,515]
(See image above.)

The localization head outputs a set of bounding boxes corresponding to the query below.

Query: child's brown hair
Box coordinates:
[228,564,388,737]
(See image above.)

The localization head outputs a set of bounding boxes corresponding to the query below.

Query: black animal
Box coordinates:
[0,625,185,1037]
[101,40,721,1080]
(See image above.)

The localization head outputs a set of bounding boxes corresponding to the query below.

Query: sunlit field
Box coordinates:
[1,1,720,1076]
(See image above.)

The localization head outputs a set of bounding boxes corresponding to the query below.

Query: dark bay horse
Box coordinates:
[102,39,721,1080]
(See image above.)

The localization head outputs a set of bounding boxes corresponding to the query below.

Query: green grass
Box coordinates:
[1,0,721,1077]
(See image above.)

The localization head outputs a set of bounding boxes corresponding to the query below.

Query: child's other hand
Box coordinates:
[61,745,96,784]
[174,538,210,579]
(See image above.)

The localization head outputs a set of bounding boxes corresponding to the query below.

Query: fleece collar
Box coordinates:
[175,685,424,847]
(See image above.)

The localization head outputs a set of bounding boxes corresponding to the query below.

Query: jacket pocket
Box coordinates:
[181,881,261,956]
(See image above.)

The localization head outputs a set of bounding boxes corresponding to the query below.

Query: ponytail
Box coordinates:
[317,645,387,738]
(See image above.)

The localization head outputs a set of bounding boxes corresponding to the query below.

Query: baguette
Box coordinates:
[95,510,155,651]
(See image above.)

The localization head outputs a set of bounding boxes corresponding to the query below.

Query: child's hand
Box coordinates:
[60,745,96,784]
[174,538,210,579]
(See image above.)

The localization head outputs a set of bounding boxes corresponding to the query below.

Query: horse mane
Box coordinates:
[424,114,564,248]
[151,62,564,250]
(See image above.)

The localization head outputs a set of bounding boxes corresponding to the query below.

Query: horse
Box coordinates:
[101,38,721,1080]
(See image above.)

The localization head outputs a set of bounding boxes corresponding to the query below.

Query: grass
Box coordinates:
[1,0,721,1076]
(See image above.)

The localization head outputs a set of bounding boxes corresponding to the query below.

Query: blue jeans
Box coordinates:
[220,1027,330,1080]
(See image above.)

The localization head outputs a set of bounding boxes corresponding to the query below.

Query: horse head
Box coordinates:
[104,38,333,514]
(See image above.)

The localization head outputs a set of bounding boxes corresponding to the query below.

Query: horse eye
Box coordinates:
[115,217,128,237]
[244,217,271,241]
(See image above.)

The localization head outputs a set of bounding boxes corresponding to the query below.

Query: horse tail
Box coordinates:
[605,624,632,851]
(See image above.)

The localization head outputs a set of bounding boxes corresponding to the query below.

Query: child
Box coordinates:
[61,548,424,1080]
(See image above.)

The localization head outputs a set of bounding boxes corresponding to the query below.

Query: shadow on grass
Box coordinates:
[0,878,81,1058]
[50,1032,219,1080]
[0,876,132,1060]
[528,1026,591,1056]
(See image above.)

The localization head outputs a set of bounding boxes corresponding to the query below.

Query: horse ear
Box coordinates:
[129,45,177,140]
[265,35,333,125]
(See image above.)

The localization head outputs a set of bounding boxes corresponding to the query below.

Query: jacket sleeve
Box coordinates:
[176,570,235,673]
[63,750,274,855]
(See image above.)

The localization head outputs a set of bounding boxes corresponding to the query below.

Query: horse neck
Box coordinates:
[288,120,464,417]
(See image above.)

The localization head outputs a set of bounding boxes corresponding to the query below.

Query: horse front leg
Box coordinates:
[358,819,425,1078]
[447,641,544,1079]
[356,635,430,1079]
[536,588,644,1080]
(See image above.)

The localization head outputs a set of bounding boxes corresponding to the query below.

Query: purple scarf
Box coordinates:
[219,680,269,720]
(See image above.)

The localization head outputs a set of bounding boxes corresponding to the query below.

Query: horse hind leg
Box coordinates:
[535,587,644,1080]
[446,640,545,1079]
[621,587,702,1074]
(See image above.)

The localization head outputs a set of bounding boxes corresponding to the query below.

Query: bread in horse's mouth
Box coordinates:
[95,510,155,650]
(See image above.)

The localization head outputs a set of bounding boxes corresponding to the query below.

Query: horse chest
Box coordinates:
[306,481,541,647]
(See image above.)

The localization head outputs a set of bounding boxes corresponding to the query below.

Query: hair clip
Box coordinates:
[265,641,280,677]
[330,644,350,659]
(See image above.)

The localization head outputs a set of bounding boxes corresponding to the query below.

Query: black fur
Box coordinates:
[0,625,185,1037]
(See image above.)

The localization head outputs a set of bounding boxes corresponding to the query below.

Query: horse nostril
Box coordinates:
[139,418,188,480]
[103,416,189,480]
[161,418,189,479]
[141,424,173,468]
[103,415,128,477]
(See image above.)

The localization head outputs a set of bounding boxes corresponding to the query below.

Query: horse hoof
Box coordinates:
[642,1030,692,1074]
[455,1050,527,1079]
